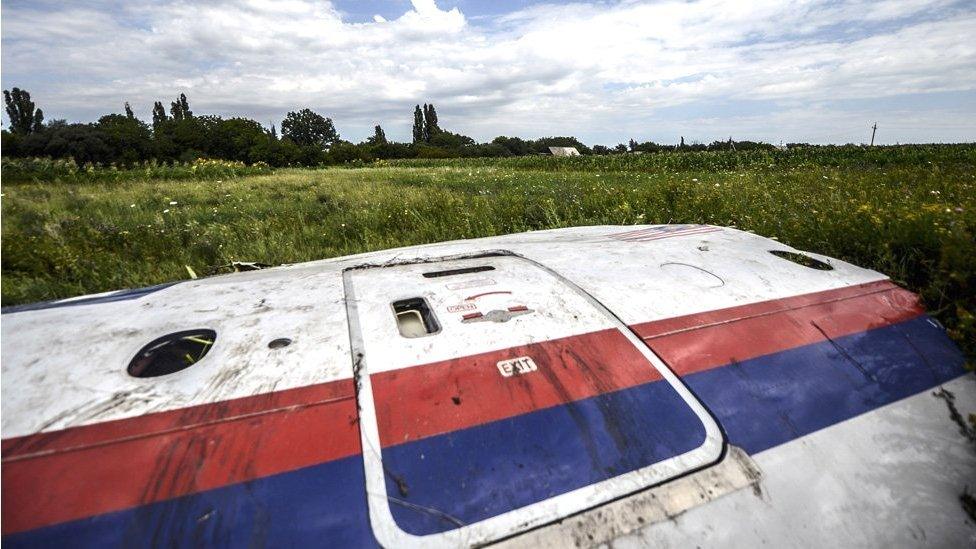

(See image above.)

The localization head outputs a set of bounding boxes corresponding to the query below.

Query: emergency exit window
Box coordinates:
[393,297,441,338]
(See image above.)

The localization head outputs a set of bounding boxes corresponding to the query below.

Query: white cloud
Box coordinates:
[1,0,974,144]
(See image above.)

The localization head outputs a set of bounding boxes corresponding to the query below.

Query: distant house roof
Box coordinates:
[548,146,580,157]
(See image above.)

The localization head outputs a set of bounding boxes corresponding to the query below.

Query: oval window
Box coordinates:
[128,329,216,378]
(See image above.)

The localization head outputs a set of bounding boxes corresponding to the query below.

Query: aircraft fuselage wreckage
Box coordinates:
[2,225,973,547]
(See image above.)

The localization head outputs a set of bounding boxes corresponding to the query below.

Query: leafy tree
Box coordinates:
[151,114,212,161]
[170,93,192,121]
[29,123,112,164]
[250,136,302,166]
[628,138,637,152]
[1,130,24,156]
[460,143,510,158]
[327,141,372,164]
[614,143,628,153]
[370,141,414,160]
[3,88,43,134]
[124,102,135,119]
[429,130,474,148]
[281,108,339,148]
[412,105,425,144]
[367,125,387,145]
[152,102,168,129]
[97,114,152,164]
[414,144,453,159]
[592,145,610,155]
[293,144,329,166]
[208,117,269,161]
[423,103,440,141]
[491,136,529,156]
[270,124,277,140]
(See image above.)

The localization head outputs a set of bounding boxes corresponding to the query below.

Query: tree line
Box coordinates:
[2,88,778,167]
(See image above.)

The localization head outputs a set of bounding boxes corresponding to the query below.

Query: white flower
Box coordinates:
[163,209,170,214]
[169,201,178,205]
[130,204,136,208]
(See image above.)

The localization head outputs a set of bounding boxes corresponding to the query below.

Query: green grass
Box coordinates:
[3,145,975,356]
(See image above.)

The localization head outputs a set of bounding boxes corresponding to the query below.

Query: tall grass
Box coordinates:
[383,143,976,172]
[2,145,974,356]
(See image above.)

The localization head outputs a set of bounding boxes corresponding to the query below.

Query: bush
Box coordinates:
[1,157,273,183]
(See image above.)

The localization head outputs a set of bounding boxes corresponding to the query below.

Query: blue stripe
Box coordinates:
[3,455,378,548]
[683,315,967,455]
[380,379,707,535]
[4,316,965,546]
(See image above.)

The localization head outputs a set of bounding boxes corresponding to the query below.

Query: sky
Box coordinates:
[2,0,975,145]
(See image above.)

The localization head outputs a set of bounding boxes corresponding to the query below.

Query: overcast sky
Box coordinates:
[2,0,975,145]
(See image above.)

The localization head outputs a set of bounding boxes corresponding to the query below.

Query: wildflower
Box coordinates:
[692,178,699,182]
[169,201,178,205]
[130,204,136,208]
[163,209,170,213]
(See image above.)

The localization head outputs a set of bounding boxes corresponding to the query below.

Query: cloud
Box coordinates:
[1,0,974,144]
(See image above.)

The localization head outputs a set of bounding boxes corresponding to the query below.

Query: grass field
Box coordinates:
[2,145,975,357]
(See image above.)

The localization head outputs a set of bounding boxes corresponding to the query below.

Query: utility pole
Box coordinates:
[870,123,877,146]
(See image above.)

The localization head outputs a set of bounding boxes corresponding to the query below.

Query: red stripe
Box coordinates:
[609,226,664,238]
[633,280,897,337]
[611,226,718,241]
[627,227,720,241]
[2,380,355,459]
[634,280,924,376]
[371,329,662,447]
[2,379,360,535]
